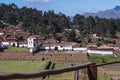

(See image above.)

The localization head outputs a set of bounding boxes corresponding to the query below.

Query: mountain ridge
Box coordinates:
[83,6,120,18]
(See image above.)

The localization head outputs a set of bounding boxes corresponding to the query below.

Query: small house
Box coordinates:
[91,34,101,42]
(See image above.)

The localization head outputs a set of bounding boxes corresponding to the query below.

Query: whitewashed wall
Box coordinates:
[45,46,73,50]
[45,46,55,50]
[19,44,28,47]
[57,46,72,50]
[10,42,18,46]
[87,50,113,54]
[2,42,9,45]
[45,46,50,50]
[43,45,114,55]
[73,48,87,51]
[0,32,3,35]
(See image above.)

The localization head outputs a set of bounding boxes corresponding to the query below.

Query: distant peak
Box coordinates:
[114,5,120,10]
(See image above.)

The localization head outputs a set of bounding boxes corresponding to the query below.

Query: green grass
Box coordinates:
[116,32,120,38]
[48,72,74,80]
[98,74,111,80]
[7,47,28,51]
[89,55,120,63]
[54,62,71,69]
[48,62,74,80]
[0,61,48,74]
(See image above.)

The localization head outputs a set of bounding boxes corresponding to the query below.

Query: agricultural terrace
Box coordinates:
[0,48,89,80]
[89,55,120,80]
[1,47,120,80]
[0,61,48,74]
[6,46,28,52]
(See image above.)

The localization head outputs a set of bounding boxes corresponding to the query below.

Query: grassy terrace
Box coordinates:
[89,55,120,63]
[1,51,119,80]
[0,61,48,74]
[6,46,28,51]
[89,55,120,80]
[48,62,74,80]
[48,72,74,80]
[116,32,120,38]
[98,75,111,80]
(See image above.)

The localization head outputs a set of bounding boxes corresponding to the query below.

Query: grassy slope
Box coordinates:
[89,55,120,63]
[0,61,48,74]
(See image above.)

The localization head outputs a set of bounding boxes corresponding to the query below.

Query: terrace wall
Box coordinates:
[0,51,89,64]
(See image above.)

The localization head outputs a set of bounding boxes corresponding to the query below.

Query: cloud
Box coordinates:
[24,0,50,3]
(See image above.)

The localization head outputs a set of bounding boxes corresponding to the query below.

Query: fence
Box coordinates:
[0,61,120,80]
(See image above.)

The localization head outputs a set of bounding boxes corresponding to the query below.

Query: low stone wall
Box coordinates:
[0,51,89,64]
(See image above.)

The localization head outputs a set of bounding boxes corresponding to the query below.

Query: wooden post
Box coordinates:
[87,63,97,80]
[74,70,79,80]
[76,70,80,80]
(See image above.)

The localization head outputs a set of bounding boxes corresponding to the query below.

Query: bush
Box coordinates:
[96,41,102,47]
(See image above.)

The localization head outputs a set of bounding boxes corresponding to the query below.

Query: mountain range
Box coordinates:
[83,5,120,18]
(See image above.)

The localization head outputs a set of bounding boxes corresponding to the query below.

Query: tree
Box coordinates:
[0,3,119,40]
[73,14,84,31]
[3,12,17,25]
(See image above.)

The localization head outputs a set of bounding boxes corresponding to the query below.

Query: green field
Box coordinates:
[0,61,48,74]
[89,55,120,80]
[48,62,74,80]
[0,55,119,80]
[89,55,120,63]
[98,75,111,80]
[54,62,72,69]
[116,32,120,38]
[7,47,28,51]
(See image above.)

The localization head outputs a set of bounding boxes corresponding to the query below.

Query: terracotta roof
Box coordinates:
[0,29,3,32]
[19,41,27,44]
[107,44,114,47]
[86,45,97,48]
[42,41,79,48]
[0,36,3,42]
[42,42,57,47]
[58,42,78,46]
[72,43,80,48]
[6,37,16,42]
[115,39,120,44]
[86,43,97,47]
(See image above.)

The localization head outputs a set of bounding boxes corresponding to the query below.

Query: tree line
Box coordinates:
[0,3,120,42]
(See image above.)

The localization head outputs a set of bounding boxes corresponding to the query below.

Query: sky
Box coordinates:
[0,0,120,16]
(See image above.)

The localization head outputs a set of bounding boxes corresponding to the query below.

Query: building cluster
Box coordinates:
[0,24,38,47]
[0,24,82,51]
[87,34,120,56]
[0,24,120,56]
